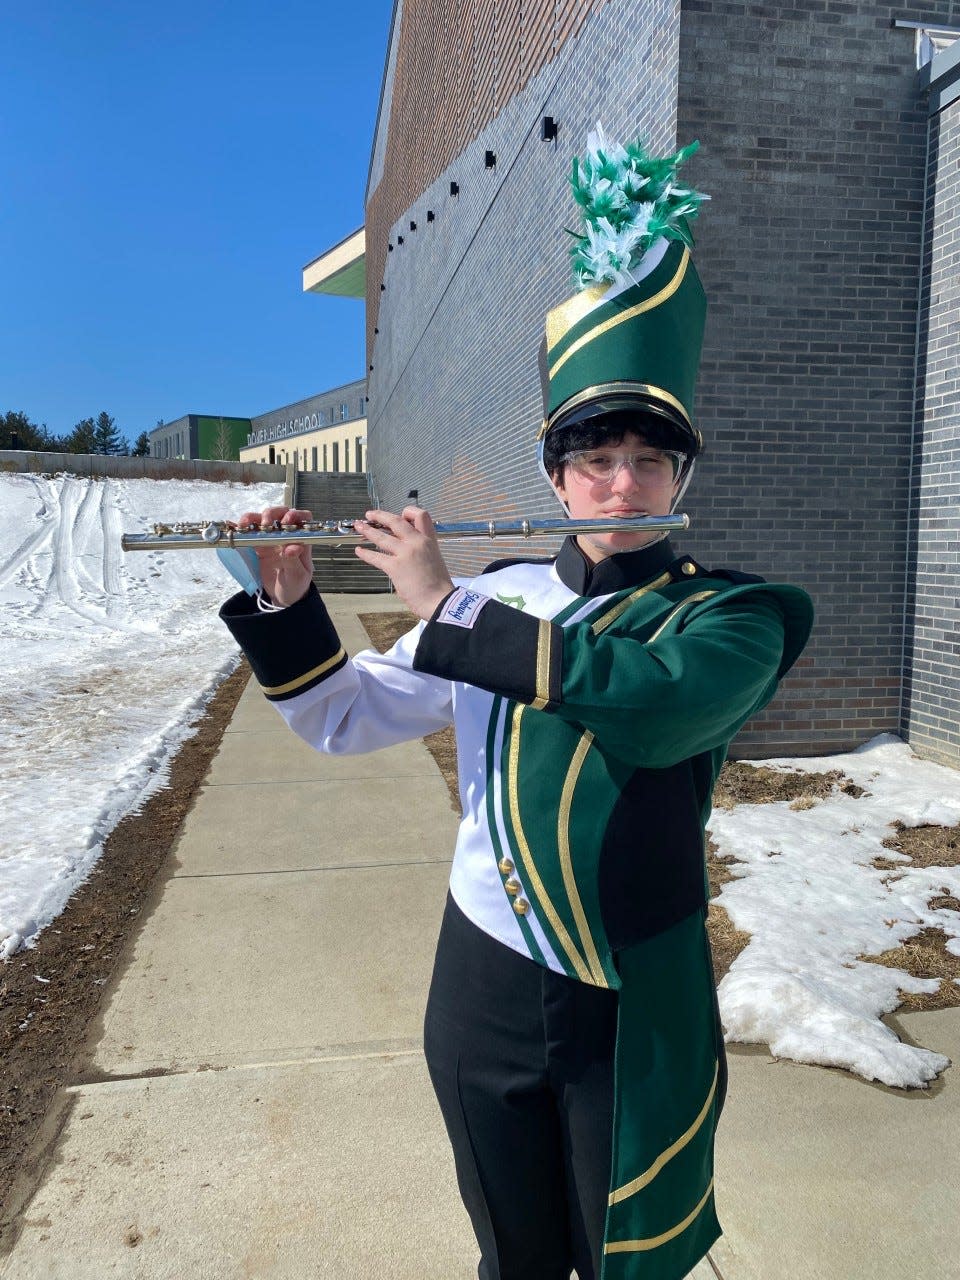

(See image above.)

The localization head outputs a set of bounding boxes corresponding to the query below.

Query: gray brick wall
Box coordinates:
[672,0,959,754]
[368,0,681,545]
[366,0,960,758]
[903,86,960,765]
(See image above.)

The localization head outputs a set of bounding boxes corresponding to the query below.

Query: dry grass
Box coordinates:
[712,763,864,810]
[706,904,752,985]
[861,928,960,1012]
[881,820,960,868]
[861,820,960,1011]
[357,610,419,654]
[358,610,960,1002]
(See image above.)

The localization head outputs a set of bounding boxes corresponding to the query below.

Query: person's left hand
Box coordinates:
[354,507,454,620]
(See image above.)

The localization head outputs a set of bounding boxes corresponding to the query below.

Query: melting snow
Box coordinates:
[0,471,281,958]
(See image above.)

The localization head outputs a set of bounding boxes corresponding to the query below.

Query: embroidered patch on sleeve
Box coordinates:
[438,587,491,629]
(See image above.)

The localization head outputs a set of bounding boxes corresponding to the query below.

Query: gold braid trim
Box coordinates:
[261,649,346,697]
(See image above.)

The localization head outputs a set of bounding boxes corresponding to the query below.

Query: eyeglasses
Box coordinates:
[561,448,687,484]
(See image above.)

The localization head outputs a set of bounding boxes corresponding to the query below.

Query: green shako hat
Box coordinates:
[539,125,709,455]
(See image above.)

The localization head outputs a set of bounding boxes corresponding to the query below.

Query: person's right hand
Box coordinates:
[234,506,314,607]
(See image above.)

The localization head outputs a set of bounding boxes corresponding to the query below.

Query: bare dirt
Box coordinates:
[0,662,250,1233]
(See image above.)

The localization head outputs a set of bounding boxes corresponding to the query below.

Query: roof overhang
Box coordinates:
[921,31,960,113]
[302,226,366,298]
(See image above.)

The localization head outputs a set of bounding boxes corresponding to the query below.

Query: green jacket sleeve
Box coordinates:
[413,584,806,769]
[555,592,786,767]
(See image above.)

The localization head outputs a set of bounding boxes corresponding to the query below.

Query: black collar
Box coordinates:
[556,536,679,597]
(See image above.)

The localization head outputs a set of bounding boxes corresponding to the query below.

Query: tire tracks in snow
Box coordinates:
[43,477,135,632]
[100,480,123,617]
[0,476,57,590]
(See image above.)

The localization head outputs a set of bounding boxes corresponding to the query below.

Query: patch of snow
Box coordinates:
[712,736,960,1088]
[0,472,282,958]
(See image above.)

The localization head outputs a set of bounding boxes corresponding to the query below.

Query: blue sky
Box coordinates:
[0,1,392,444]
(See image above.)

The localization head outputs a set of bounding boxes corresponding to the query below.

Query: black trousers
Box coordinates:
[424,895,619,1280]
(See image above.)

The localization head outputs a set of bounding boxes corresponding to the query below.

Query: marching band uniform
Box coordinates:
[221,532,810,1279]
[220,133,813,1279]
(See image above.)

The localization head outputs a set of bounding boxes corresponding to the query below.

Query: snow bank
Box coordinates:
[713,737,960,1088]
[0,472,282,957]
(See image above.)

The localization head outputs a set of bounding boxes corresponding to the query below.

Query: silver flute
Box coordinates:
[120,514,689,552]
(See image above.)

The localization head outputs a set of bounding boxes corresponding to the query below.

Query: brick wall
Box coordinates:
[672,0,958,754]
[367,0,682,564]
[366,0,612,356]
[903,90,960,765]
[366,0,960,758]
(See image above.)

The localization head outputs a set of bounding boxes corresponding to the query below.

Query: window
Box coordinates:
[269,446,275,464]
[312,446,318,470]
[332,442,340,471]
[322,444,328,471]
[344,439,351,471]
[355,437,364,472]
[340,403,348,421]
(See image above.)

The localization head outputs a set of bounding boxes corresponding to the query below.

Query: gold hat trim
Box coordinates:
[544,380,692,438]
[545,283,608,351]
[548,248,690,380]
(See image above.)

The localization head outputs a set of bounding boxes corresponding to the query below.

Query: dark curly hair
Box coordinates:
[543,411,692,481]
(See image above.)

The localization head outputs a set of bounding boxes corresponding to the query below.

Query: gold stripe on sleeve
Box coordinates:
[530,618,553,711]
[645,591,718,644]
[608,1063,719,1206]
[557,731,607,987]
[604,1179,715,1255]
[261,648,346,697]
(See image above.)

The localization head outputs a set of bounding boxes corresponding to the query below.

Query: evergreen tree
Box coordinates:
[131,431,151,456]
[1,410,53,451]
[93,410,127,455]
[66,417,97,454]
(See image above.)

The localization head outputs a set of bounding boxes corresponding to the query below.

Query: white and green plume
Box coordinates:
[568,124,709,290]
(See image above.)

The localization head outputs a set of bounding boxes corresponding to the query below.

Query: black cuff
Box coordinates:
[219,584,348,701]
[413,589,563,709]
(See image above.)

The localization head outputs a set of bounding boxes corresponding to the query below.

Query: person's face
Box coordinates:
[551,430,682,564]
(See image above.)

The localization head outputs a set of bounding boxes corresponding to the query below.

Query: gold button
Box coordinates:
[513,898,529,916]
[498,858,514,875]
[504,878,521,896]
[682,562,696,576]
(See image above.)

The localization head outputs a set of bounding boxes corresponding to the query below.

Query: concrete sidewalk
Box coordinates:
[2,595,958,1279]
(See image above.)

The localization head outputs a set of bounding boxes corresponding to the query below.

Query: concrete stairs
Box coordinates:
[293,470,392,594]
